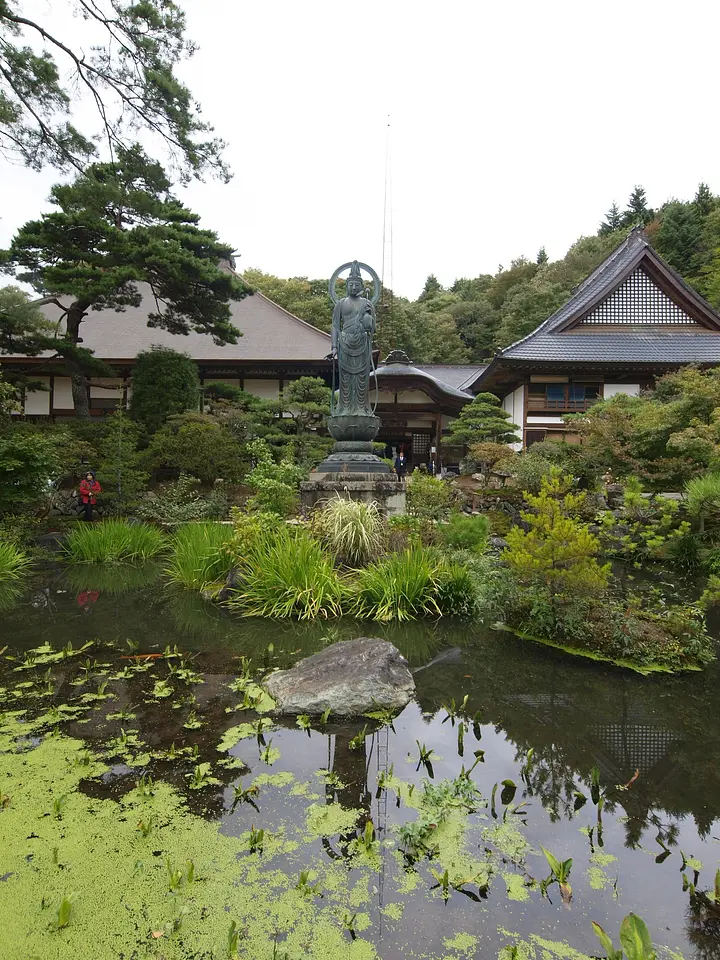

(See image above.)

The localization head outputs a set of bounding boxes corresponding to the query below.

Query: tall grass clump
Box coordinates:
[0,541,32,608]
[65,519,168,564]
[165,522,235,592]
[313,494,385,565]
[351,548,477,621]
[228,527,345,620]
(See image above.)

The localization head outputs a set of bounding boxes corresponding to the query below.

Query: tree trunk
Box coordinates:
[71,373,90,419]
[65,303,90,420]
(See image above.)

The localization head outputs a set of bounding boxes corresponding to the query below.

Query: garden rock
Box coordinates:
[264,637,415,717]
[217,567,240,603]
[489,536,508,551]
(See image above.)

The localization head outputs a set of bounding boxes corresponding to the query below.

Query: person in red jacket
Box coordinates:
[79,470,102,522]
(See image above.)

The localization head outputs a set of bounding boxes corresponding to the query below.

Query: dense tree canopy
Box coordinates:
[246,183,720,367]
[0,0,227,178]
[2,144,247,415]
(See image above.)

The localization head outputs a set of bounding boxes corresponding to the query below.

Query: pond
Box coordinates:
[1,563,719,959]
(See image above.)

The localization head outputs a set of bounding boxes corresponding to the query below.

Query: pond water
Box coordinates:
[1,563,720,959]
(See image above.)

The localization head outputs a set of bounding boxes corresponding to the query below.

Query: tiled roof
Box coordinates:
[372,362,486,399]
[498,228,720,365]
[6,282,330,363]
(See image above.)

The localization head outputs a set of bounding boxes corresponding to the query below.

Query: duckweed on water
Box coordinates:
[0,731,380,960]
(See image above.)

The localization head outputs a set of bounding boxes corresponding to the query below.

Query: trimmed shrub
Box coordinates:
[143,413,244,484]
[64,519,168,564]
[165,522,235,592]
[130,346,200,435]
[228,527,345,620]
[312,495,385,566]
[440,513,490,553]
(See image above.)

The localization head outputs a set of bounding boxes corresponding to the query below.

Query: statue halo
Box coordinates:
[328,261,381,306]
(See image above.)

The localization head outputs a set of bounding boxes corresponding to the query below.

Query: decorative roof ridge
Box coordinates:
[371,363,474,399]
[496,228,647,358]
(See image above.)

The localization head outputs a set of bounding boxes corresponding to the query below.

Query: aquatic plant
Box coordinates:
[164,521,234,592]
[415,741,435,777]
[0,540,31,592]
[64,519,168,564]
[312,494,386,566]
[55,894,74,930]
[248,826,265,854]
[228,528,345,620]
[187,763,220,790]
[540,846,573,902]
[592,913,656,960]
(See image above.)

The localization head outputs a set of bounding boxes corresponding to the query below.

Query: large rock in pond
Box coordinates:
[265,638,415,717]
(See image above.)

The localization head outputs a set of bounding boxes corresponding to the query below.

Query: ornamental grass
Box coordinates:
[64,519,168,564]
[0,541,32,608]
[227,527,345,620]
[164,522,235,592]
[312,494,386,566]
[350,548,477,621]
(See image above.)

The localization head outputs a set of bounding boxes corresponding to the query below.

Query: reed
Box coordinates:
[0,540,31,587]
[228,527,345,620]
[165,522,234,592]
[64,519,168,564]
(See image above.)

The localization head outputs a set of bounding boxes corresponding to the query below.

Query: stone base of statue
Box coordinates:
[300,475,405,516]
[314,413,392,476]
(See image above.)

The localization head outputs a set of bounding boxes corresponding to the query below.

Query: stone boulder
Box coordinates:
[264,637,415,717]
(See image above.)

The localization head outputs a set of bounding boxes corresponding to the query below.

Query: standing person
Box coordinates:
[79,470,101,522]
[394,450,407,481]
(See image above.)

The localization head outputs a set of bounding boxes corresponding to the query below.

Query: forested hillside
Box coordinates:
[245,184,720,364]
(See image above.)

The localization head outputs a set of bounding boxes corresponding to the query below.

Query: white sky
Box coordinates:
[2,0,719,299]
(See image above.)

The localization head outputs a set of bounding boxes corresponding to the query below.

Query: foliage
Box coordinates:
[0,0,228,178]
[466,441,516,476]
[406,470,456,521]
[143,414,244,484]
[225,507,283,560]
[0,370,20,417]
[64,519,167,564]
[96,411,148,513]
[3,145,246,416]
[497,448,555,494]
[0,429,58,515]
[439,513,490,553]
[570,367,720,488]
[445,392,518,447]
[592,913,656,960]
[684,472,720,533]
[387,514,439,551]
[312,495,385,566]
[136,474,228,525]
[227,527,345,620]
[596,480,692,564]
[350,548,478,621]
[451,549,516,623]
[397,775,483,862]
[244,439,304,517]
[0,540,31,591]
[164,522,234,592]
[281,377,332,466]
[505,473,610,600]
[129,348,200,436]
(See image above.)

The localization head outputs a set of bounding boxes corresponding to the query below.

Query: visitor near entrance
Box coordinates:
[394,451,407,480]
[79,471,102,522]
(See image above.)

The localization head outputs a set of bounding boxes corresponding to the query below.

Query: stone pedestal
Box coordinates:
[300,472,406,516]
[317,412,392,476]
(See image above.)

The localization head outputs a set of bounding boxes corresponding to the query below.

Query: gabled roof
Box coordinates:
[371,354,486,413]
[4,282,331,364]
[469,229,720,390]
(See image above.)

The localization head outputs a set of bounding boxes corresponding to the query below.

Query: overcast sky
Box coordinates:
[2,0,719,299]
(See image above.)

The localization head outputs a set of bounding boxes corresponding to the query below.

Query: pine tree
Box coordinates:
[97,411,149,513]
[655,202,702,276]
[694,182,715,217]
[418,274,444,302]
[444,393,518,447]
[599,201,622,235]
[536,246,549,265]
[622,185,653,227]
[4,144,247,417]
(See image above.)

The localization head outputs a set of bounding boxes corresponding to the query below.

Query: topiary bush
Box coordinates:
[130,346,200,435]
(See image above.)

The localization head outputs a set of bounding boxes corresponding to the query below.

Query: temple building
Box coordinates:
[470,228,720,448]
[4,229,720,459]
